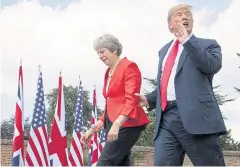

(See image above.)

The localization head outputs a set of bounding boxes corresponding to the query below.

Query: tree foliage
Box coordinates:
[220,130,240,151]
[1,115,31,140]
[135,117,155,146]
[234,87,240,94]
[212,85,235,105]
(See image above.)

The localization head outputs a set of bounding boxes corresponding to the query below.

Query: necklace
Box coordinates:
[108,58,121,78]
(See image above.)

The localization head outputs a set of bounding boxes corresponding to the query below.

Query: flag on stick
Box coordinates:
[68,78,84,167]
[48,72,68,166]
[25,67,50,166]
[89,86,99,166]
[12,60,24,166]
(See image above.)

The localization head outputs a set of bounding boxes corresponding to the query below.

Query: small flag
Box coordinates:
[89,86,99,166]
[48,72,68,166]
[12,61,24,166]
[68,79,84,166]
[25,68,50,166]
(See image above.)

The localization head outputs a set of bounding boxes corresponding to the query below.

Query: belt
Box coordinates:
[164,100,177,111]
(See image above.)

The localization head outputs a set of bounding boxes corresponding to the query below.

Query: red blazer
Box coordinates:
[99,57,149,127]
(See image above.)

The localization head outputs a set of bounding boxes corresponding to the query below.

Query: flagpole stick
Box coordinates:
[38,65,41,72]
[79,75,81,84]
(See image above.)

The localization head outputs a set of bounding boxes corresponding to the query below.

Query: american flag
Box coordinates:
[89,86,99,167]
[98,127,106,156]
[12,62,24,166]
[48,73,69,166]
[25,68,50,166]
[88,146,92,166]
[68,79,84,166]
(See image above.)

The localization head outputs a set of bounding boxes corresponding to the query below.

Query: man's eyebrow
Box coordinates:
[175,11,182,15]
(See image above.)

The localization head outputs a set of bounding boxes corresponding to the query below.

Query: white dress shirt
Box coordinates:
[161,33,193,101]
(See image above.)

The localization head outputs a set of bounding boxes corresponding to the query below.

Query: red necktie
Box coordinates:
[160,40,179,111]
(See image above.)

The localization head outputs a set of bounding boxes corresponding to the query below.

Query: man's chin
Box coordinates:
[186,28,193,34]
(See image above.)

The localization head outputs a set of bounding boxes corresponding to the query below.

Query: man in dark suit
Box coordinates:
[135,4,227,166]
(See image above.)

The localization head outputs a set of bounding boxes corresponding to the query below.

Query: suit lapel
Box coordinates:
[175,35,195,76]
[175,50,188,76]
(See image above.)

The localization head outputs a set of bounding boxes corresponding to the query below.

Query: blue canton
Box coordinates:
[74,81,83,132]
[32,71,46,128]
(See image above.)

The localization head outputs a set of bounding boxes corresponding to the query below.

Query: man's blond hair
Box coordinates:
[167,4,193,21]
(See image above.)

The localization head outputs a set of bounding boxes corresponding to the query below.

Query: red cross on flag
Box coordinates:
[48,72,69,166]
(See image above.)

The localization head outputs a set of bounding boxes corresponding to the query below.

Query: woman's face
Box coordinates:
[96,48,115,66]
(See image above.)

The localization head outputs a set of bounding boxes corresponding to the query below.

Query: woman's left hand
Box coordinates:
[107,121,121,142]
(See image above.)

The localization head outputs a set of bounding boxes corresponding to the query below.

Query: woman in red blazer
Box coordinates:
[80,33,149,166]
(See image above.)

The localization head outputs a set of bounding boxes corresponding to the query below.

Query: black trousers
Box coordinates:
[154,104,226,166]
[96,125,143,166]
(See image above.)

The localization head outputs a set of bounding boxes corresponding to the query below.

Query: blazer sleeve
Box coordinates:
[183,38,222,74]
[119,63,142,119]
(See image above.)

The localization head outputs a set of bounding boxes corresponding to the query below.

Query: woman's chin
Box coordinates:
[103,61,110,66]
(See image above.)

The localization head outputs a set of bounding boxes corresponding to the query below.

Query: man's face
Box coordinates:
[169,8,193,34]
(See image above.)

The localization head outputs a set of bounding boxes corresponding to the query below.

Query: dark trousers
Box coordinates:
[96,126,142,166]
[154,105,225,166]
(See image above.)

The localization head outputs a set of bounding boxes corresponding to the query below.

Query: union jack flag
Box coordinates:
[89,86,99,166]
[48,73,69,166]
[68,79,84,166]
[12,62,24,166]
[25,68,50,166]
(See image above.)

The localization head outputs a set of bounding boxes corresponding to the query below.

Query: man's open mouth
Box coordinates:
[183,22,189,27]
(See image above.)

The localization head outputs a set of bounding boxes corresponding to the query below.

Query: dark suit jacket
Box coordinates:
[99,57,149,127]
[146,35,227,140]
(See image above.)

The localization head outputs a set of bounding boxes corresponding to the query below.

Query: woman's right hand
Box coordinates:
[80,129,94,144]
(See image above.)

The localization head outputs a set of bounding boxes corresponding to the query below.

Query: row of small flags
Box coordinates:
[11,61,106,167]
